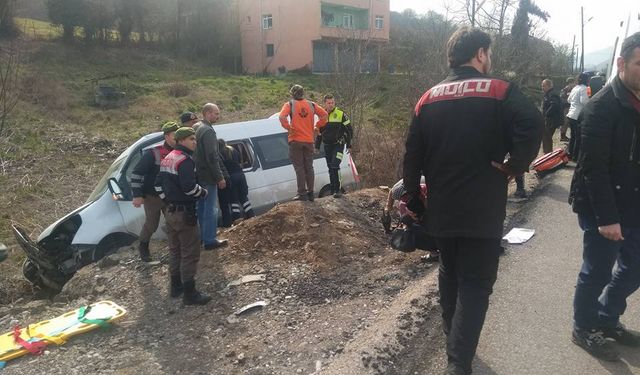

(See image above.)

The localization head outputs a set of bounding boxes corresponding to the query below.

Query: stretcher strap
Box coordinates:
[12,327,47,355]
[77,306,110,328]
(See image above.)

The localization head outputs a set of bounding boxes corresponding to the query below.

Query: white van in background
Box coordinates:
[12,116,360,292]
[607,12,640,82]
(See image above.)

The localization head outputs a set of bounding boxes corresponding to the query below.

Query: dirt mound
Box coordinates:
[225,189,389,270]
[1,188,438,375]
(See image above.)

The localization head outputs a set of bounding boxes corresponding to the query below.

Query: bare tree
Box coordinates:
[0,43,20,135]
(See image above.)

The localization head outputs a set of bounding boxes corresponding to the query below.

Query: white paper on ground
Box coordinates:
[502,228,535,244]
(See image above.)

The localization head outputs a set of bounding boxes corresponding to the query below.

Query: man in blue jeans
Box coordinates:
[194,103,228,250]
[569,32,640,361]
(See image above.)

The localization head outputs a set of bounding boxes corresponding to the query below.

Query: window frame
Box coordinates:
[342,13,354,29]
[251,133,324,171]
[227,139,260,172]
[262,14,273,30]
[266,43,274,57]
[375,15,383,30]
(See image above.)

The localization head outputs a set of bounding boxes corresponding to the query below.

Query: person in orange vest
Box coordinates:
[279,85,328,201]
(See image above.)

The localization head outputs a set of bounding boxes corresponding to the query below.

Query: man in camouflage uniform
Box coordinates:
[130,122,178,261]
[156,127,211,305]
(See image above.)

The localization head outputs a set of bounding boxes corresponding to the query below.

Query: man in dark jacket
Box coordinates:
[316,94,353,198]
[569,32,640,362]
[403,27,543,375]
[541,78,564,153]
[156,127,211,305]
[130,121,178,261]
[194,103,228,250]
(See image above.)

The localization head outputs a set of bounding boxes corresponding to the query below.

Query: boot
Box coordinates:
[170,275,183,298]
[182,280,212,306]
[138,241,151,262]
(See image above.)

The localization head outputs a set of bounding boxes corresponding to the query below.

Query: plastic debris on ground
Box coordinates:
[502,228,535,244]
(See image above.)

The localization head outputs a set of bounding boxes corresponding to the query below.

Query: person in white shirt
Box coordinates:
[567,73,590,160]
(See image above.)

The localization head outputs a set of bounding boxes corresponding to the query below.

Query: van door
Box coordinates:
[226,139,270,214]
[250,133,292,205]
[251,133,331,202]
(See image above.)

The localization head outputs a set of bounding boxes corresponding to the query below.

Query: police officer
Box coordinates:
[403,27,543,375]
[315,94,353,198]
[130,121,178,262]
[156,127,211,305]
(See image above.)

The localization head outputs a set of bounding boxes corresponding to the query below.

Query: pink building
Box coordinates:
[237,0,390,74]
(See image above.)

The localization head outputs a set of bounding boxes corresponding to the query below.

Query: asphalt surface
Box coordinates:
[474,166,640,375]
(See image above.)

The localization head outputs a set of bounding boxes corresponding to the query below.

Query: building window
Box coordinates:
[266,44,274,57]
[343,13,353,29]
[375,15,383,30]
[262,14,273,29]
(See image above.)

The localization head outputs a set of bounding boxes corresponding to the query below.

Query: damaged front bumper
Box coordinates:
[11,223,75,292]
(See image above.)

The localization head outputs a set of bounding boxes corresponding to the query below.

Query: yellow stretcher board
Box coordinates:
[0,300,126,363]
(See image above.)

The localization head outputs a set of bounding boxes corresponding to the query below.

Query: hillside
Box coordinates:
[0,36,327,286]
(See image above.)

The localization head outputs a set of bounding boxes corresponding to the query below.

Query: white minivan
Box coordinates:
[607,12,640,82]
[12,116,359,292]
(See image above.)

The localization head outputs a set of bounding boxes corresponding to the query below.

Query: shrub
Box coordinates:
[167,82,190,97]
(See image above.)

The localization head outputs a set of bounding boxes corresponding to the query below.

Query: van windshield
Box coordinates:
[86,151,129,203]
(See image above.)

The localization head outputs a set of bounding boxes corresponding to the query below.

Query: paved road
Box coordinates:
[475,166,640,375]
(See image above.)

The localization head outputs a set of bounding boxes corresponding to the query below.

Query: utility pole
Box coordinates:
[570,34,576,74]
[472,0,476,27]
[580,6,584,73]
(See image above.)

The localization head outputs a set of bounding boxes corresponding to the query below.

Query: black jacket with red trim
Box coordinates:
[569,76,640,227]
[155,145,207,204]
[403,66,543,239]
[130,142,173,198]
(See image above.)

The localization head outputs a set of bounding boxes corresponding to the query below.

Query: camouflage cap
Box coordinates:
[161,121,180,134]
[290,84,304,99]
[174,126,196,141]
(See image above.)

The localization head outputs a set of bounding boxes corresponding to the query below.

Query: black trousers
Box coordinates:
[437,237,501,374]
[218,183,233,228]
[567,118,580,160]
[230,172,254,220]
[324,143,344,193]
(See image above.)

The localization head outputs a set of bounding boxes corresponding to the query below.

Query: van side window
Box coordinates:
[119,149,144,201]
[251,133,291,170]
[229,141,254,169]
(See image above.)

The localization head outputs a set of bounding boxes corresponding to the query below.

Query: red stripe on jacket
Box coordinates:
[415,79,510,115]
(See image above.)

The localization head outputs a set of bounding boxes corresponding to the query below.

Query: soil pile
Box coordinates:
[227,189,388,269]
[1,188,436,375]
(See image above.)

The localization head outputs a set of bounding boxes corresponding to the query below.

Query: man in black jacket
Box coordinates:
[541,78,564,153]
[569,32,640,362]
[403,27,543,375]
[130,121,178,261]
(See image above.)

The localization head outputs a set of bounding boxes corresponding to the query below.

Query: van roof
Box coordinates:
[139,116,286,148]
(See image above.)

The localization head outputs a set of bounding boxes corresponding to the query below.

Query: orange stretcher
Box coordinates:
[0,300,126,364]
[532,148,569,174]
